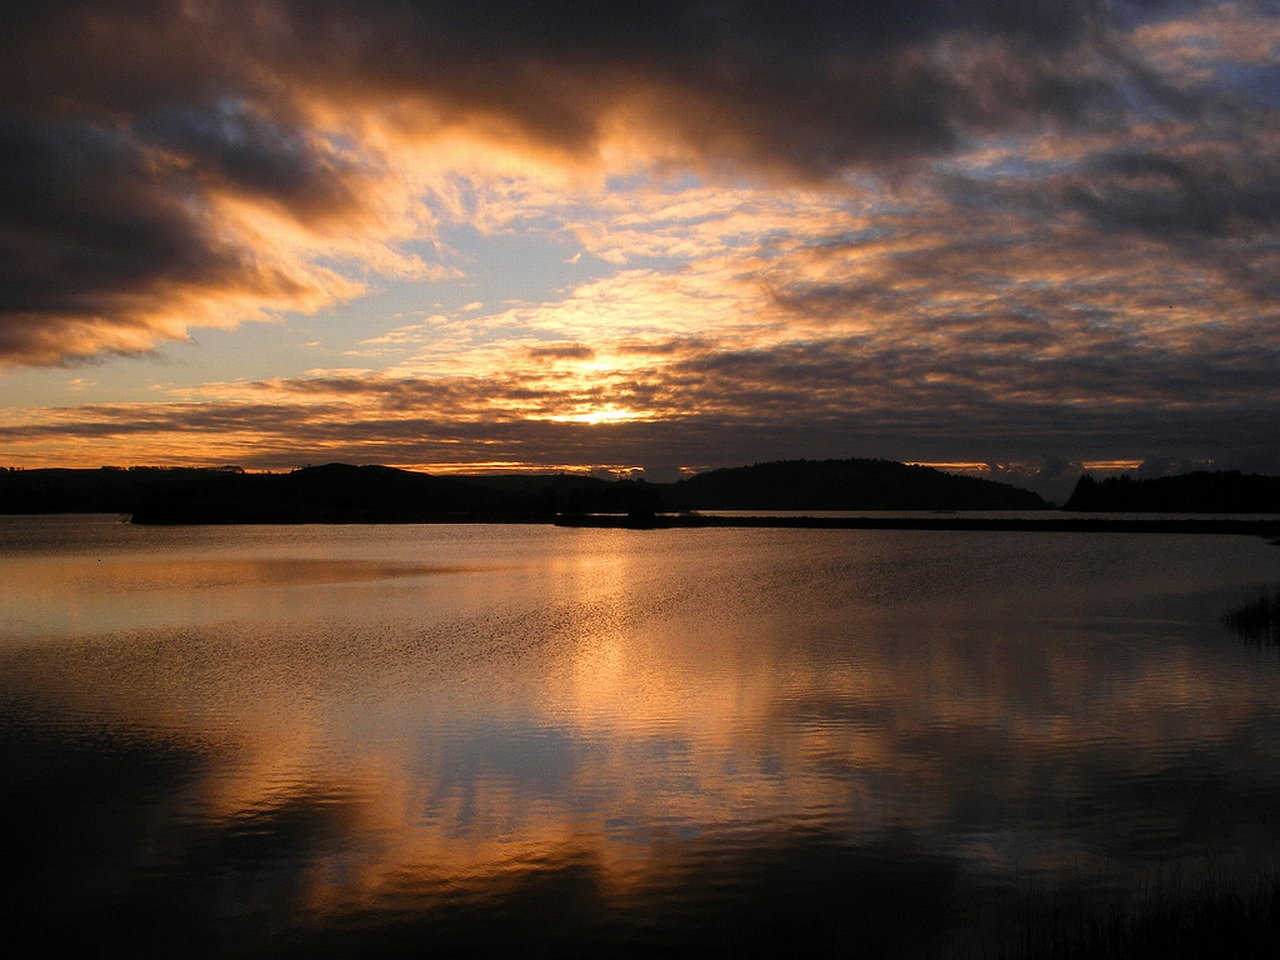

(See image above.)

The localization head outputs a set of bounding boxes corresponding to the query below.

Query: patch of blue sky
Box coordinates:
[605,170,704,194]
[953,134,1073,180]
[0,319,323,409]
[429,222,608,305]
[1215,62,1280,106]
[806,227,891,249]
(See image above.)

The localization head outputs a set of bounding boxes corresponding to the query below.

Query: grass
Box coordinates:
[1020,874,1280,959]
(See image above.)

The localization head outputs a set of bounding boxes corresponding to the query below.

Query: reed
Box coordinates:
[952,865,1280,959]
[1221,587,1280,644]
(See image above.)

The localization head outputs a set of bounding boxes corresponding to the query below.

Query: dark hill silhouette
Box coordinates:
[1065,471,1280,513]
[664,459,1048,511]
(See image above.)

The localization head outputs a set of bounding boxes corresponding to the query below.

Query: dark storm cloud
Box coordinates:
[269,0,1130,171]
[7,0,1089,154]
[1065,148,1280,241]
[0,118,226,308]
[0,116,321,364]
[134,104,363,221]
[278,0,1108,74]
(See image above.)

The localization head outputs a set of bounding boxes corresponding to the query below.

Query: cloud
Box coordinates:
[133,102,364,224]
[1,1,1277,477]
[6,288,1277,468]
[0,0,1204,367]
[525,342,596,362]
[0,115,357,365]
[1064,146,1280,241]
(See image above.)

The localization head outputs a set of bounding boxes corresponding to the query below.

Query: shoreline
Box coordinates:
[554,514,1280,534]
[101,510,1280,535]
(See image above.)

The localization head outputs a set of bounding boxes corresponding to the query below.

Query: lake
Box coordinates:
[4,515,1280,957]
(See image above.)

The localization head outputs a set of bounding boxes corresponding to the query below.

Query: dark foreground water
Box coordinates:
[4,516,1280,957]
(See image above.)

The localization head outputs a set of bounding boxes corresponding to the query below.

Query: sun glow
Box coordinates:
[906,461,991,474]
[1081,460,1145,472]
[545,405,647,425]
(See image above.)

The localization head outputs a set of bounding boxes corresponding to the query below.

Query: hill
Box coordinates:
[664,459,1048,511]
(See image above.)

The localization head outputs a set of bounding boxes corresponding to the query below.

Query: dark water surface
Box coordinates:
[4,516,1280,957]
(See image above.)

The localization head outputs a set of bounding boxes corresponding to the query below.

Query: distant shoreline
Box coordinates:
[552,514,1280,535]
[94,511,1280,535]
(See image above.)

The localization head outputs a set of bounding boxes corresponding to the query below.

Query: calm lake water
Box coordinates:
[4,515,1280,957]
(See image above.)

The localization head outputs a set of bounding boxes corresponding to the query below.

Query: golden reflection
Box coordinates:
[9,557,514,593]
[122,622,1265,913]
[5,525,1280,914]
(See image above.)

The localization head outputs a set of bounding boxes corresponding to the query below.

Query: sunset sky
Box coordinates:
[2,1,1278,486]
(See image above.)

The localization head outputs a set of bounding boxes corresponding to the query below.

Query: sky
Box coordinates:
[2,1,1278,490]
